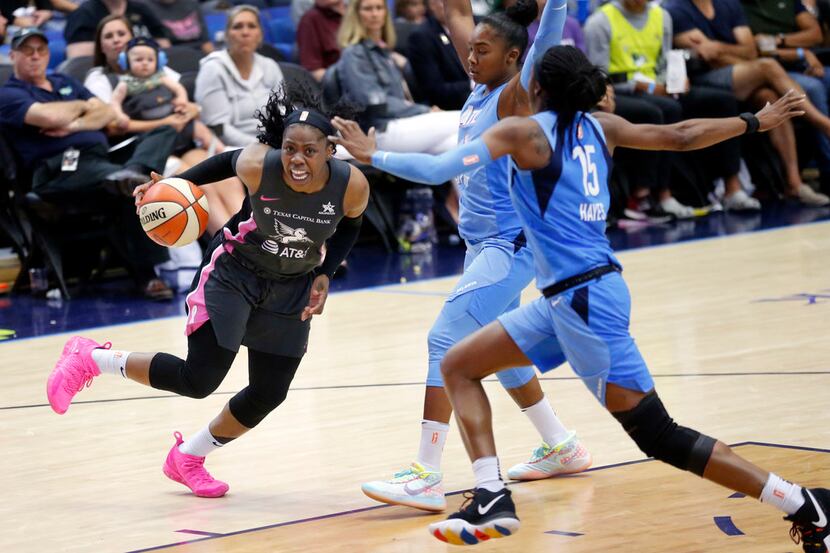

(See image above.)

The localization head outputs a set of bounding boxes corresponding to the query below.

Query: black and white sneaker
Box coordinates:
[428,487,520,545]
[786,488,830,552]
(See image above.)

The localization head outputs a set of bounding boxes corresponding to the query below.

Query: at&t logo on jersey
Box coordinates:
[261,217,314,258]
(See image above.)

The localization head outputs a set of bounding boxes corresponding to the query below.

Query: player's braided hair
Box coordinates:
[536,45,608,143]
[256,81,359,152]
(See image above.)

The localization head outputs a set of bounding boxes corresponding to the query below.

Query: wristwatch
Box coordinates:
[739,112,760,134]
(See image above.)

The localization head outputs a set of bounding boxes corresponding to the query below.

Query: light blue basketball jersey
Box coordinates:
[509,111,621,290]
[456,83,525,243]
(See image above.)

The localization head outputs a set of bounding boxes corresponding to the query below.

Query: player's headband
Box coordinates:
[284,108,334,138]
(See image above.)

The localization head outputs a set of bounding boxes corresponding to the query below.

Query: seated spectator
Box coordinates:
[335,0,460,155]
[141,0,215,54]
[195,5,283,229]
[297,0,344,81]
[0,28,176,299]
[407,0,471,110]
[666,0,830,205]
[395,0,427,24]
[111,37,224,155]
[742,0,830,184]
[86,15,235,232]
[64,0,170,59]
[85,16,204,166]
[585,0,746,214]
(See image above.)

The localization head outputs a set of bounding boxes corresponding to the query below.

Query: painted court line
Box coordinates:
[4,371,829,412]
[124,441,830,552]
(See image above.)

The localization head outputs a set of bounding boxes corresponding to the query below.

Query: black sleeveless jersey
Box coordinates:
[221,149,351,279]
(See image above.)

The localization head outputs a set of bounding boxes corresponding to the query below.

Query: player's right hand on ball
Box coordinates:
[133,171,164,212]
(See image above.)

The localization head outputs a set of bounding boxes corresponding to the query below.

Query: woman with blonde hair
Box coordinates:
[335,0,460,155]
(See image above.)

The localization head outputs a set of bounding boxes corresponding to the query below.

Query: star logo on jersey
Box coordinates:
[319,202,335,215]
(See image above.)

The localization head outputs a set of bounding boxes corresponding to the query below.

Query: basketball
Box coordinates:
[138,177,209,248]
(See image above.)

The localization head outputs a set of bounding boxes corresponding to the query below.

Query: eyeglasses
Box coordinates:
[16,44,49,56]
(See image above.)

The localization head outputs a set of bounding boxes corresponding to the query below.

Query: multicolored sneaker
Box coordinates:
[786,488,830,552]
[163,432,229,498]
[507,431,592,481]
[47,336,111,414]
[361,462,446,512]
[429,487,519,545]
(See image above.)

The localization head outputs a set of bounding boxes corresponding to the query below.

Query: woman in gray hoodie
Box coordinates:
[195,5,285,148]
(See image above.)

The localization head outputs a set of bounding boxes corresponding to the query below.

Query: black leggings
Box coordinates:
[148,321,302,429]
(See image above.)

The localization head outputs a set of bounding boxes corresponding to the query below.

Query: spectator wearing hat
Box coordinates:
[0,28,178,299]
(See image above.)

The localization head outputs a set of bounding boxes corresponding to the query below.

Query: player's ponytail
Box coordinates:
[481,0,539,60]
[536,46,607,139]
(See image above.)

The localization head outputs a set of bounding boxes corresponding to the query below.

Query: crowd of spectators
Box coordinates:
[2,0,830,299]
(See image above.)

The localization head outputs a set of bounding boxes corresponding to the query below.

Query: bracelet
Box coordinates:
[647,82,656,94]
[739,112,760,134]
[797,47,805,60]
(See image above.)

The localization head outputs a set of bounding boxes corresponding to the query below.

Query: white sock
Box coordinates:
[91,349,131,378]
[522,396,570,446]
[472,456,504,492]
[178,427,225,458]
[417,420,449,472]
[760,473,805,515]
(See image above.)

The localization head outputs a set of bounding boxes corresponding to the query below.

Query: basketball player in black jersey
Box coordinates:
[46,86,370,498]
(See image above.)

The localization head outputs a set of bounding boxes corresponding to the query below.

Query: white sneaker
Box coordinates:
[507,431,592,481]
[795,184,830,206]
[722,189,761,211]
[660,197,696,219]
[361,462,446,512]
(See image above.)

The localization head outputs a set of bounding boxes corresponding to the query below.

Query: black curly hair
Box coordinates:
[480,0,538,59]
[535,46,608,142]
[256,81,359,153]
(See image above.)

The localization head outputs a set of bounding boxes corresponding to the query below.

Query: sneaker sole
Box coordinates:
[508,455,593,481]
[362,486,446,512]
[429,516,520,545]
[46,367,69,415]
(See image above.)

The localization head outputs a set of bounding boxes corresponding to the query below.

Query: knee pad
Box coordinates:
[149,352,222,399]
[612,392,716,476]
[229,387,288,429]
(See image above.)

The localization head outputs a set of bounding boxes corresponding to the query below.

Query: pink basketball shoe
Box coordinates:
[163,432,229,498]
[47,336,111,414]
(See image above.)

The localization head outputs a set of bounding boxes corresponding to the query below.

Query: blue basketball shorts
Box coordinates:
[426,238,537,390]
[498,272,654,405]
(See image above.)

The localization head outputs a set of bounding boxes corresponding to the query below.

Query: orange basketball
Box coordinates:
[138,177,209,248]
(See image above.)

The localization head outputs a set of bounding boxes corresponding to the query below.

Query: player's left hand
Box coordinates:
[302,274,330,321]
[329,117,376,164]
[756,88,806,132]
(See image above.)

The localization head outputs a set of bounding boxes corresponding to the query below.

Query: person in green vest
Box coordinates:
[586,0,749,214]
[742,0,830,193]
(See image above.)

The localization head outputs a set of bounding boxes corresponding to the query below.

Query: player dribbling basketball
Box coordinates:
[45,85,369,498]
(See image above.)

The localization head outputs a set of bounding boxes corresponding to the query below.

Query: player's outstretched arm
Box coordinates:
[595,88,805,153]
[444,0,476,73]
[330,116,546,184]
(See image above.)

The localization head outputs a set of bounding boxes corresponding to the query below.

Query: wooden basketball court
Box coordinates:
[2,221,829,552]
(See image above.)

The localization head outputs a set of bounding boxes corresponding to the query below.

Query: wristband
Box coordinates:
[797,47,805,60]
[739,112,760,134]
[647,82,656,94]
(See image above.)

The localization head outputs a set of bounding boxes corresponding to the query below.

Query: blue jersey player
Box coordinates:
[357,0,592,513]
[333,46,829,552]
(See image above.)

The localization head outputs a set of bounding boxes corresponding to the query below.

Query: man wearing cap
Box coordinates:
[0,28,178,299]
